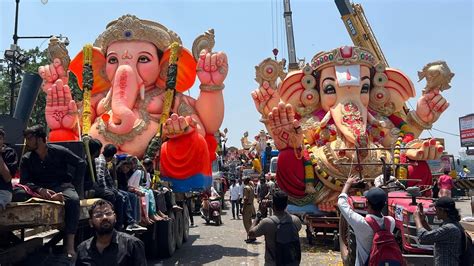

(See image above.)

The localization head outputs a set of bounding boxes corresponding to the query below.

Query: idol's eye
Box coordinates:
[138,55,150,63]
[361,83,370,94]
[323,84,336,94]
[108,56,118,64]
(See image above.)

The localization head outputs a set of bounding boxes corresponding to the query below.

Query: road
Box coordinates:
[148,199,342,265]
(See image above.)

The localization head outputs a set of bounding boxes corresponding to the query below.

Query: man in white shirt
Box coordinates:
[337,176,396,266]
[374,168,405,192]
[229,179,241,219]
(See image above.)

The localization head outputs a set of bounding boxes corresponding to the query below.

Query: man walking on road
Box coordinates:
[248,190,302,265]
[242,177,256,243]
[229,179,241,219]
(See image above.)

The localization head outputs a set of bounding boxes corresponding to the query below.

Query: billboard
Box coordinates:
[459,114,474,147]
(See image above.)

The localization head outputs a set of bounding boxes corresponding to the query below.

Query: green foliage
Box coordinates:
[0,46,82,127]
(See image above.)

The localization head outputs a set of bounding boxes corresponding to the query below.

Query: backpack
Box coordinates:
[270,215,301,266]
[365,216,406,266]
[458,225,474,266]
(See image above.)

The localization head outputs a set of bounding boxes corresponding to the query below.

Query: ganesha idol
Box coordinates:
[38,15,228,192]
[252,46,450,211]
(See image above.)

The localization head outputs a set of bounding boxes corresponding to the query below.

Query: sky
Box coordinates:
[1,0,473,157]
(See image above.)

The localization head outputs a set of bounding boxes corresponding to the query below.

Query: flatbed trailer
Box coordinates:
[0,198,99,265]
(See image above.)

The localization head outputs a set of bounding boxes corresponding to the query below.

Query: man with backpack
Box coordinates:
[338,176,405,266]
[414,196,473,266]
[248,190,302,265]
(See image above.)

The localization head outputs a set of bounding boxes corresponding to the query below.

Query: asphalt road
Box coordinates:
[148,199,342,265]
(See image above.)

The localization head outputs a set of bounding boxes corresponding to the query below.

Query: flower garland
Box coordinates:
[388,112,415,178]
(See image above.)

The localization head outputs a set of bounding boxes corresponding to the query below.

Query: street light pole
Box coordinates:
[9,0,20,115]
[7,0,67,116]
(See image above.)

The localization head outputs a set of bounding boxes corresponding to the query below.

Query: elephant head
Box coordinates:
[279,46,379,146]
[90,14,184,135]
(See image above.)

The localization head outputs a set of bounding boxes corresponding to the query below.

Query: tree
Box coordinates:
[0,46,81,127]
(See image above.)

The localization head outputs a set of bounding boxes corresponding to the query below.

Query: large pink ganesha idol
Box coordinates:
[252,46,449,210]
[38,15,228,192]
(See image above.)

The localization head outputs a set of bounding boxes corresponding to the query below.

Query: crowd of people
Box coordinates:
[0,125,183,261]
[1,125,473,265]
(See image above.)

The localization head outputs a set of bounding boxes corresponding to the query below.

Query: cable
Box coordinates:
[271,0,275,50]
[430,127,460,137]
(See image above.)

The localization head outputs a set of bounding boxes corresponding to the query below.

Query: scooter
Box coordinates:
[201,196,222,225]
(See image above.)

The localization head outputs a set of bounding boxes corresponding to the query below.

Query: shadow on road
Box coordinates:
[149,234,258,265]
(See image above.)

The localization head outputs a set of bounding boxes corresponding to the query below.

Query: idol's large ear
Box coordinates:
[384,68,416,101]
[156,47,197,93]
[69,47,110,94]
[279,67,320,117]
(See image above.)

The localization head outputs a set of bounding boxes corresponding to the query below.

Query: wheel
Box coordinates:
[339,216,356,266]
[183,204,190,242]
[157,211,176,258]
[174,210,184,249]
[333,231,340,251]
[306,226,314,245]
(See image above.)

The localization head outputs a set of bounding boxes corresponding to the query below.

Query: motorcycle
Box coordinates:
[200,196,222,225]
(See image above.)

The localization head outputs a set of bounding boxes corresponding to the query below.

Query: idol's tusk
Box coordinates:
[140,83,145,101]
[320,111,332,128]
[368,112,386,127]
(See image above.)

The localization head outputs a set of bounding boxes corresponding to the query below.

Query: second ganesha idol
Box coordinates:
[39,15,228,192]
[252,46,450,211]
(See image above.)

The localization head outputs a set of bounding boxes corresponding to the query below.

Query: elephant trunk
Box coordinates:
[330,99,367,146]
[108,64,140,134]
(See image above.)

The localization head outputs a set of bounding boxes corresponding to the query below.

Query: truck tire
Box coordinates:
[157,212,176,258]
[339,216,356,266]
[175,210,184,249]
[183,204,190,242]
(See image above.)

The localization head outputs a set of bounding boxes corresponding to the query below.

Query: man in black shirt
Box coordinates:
[20,125,86,257]
[0,128,18,210]
[76,199,147,266]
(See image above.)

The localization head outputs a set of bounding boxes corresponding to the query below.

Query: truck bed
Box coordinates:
[0,198,99,232]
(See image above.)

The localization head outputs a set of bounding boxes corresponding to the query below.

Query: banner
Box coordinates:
[459,114,474,147]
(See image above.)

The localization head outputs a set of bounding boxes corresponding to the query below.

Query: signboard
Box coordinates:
[459,114,474,147]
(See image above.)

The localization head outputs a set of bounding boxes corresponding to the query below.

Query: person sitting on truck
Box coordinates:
[75,199,146,266]
[0,128,18,211]
[337,176,396,266]
[127,156,162,223]
[117,159,141,223]
[90,141,146,232]
[20,125,86,257]
[374,167,405,192]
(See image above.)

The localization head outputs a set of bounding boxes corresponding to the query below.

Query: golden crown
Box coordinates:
[94,14,182,53]
[310,46,378,71]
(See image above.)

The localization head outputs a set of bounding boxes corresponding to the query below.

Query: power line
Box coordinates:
[430,127,460,137]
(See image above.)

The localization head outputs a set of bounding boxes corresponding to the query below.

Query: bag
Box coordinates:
[365,216,405,266]
[459,226,473,266]
[270,215,301,266]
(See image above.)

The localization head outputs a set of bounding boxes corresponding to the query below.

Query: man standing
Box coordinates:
[229,179,240,219]
[76,199,146,266]
[0,128,18,210]
[242,177,256,243]
[248,190,302,265]
[20,125,86,257]
[414,197,463,266]
[337,176,397,266]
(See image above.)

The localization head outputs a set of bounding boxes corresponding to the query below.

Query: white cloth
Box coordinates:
[210,186,219,198]
[337,192,395,266]
[128,169,144,188]
[374,174,403,192]
[229,184,241,201]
